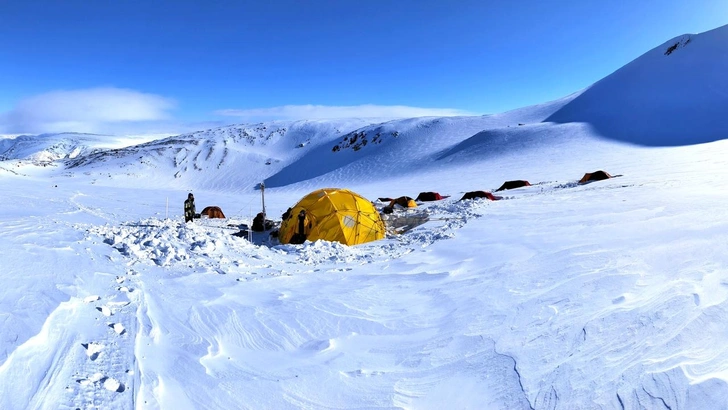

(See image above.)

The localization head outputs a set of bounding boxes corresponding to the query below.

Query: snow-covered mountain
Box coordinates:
[0,132,113,163]
[0,132,171,164]
[548,25,728,146]
[2,25,728,410]
[55,119,389,191]
[0,95,580,191]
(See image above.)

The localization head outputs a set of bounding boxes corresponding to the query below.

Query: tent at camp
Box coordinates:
[278,188,386,246]
[459,191,502,201]
[389,196,417,208]
[579,170,612,184]
[200,206,226,218]
[496,180,531,191]
[415,192,448,201]
[382,196,417,214]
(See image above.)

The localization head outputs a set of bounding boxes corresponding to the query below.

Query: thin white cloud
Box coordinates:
[0,88,176,134]
[215,104,474,120]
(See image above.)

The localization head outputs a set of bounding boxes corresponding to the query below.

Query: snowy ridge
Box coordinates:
[0,132,109,164]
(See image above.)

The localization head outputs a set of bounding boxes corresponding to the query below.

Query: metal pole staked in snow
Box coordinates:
[261,182,266,218]
[249,208,253,242]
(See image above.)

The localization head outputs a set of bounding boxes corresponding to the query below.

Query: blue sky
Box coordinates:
[1,0,726,134]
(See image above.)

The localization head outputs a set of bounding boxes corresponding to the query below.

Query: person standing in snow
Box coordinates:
[184,193,196,223]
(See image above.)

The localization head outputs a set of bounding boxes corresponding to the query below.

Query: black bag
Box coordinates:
[252,212,266,232]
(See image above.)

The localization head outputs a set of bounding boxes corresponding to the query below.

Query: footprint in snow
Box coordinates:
[76,373,125,393]
[96,306,112,316]
[117,286,133,293]
[116,276,126,284]
[81,342,104,361]
[612,296,626,304]
[102,377,125,392]
[109,323,126,335]
[84,295,100,303]
[76,372,104,387]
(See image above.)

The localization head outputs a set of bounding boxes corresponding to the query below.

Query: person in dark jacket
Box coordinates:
[184,193,196,223]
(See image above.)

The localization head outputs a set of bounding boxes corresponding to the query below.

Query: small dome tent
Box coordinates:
[389,196,417,208]
[201,206,226,218]
[459,191,502,201]
[278,188,386,246]
[579,170,612,184]
[382,196,417,214]
[496,180,531,191]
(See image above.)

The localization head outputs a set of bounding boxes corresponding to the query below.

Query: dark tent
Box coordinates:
[378,197,394,202]
[459,191,502,201]
[579,170,612,184]
[201,206,226,218]
[415,192,448,201]
[496,180,531,191]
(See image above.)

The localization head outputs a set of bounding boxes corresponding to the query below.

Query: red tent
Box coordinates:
[495,180,531,191]
[459,191,502,201]
[415,192,449,201]
[579,170,612,184]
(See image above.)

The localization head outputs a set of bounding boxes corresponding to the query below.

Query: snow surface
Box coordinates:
[2,25,728,410]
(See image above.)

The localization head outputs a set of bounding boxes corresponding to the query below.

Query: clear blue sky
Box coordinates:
[1,0,726,134]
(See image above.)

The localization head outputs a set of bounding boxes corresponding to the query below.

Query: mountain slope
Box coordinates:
[547,24,728,146]
[62,119,381,192]
[49,96,576,191]
[264,95,578,188]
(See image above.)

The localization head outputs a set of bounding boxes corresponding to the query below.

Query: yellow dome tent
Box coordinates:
[278,188,386,246]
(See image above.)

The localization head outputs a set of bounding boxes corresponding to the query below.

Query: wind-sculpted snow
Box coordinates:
[3,135,728,408]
